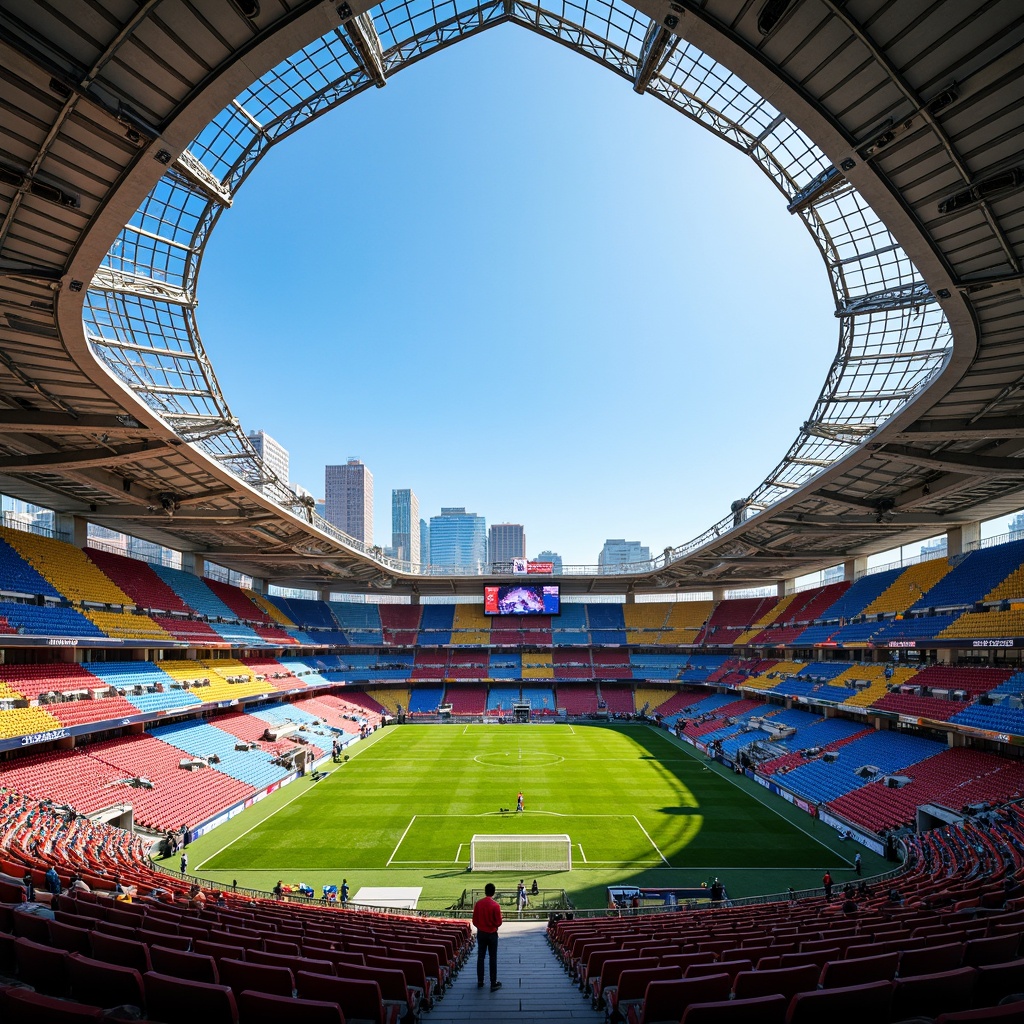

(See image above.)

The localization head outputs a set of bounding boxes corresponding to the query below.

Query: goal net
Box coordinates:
[469,834,572,872]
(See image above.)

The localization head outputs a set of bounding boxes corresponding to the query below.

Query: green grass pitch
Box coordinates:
[181,723,880,909]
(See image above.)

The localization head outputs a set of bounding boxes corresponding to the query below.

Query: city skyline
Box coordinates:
[325,459,373,545]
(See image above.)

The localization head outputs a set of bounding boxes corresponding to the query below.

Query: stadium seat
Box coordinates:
[974,958,1024,1008]
[785,979,893,1024]
[890,967,978,1019]
[966,936,1023,967]
[1,986,103,1023]
[150,944,220,983]
[627,972,732,1024]
[47,919,93,955]
[608,965,684,1023]
[296,973,386,1024]
[219,957,295,997]
[819,951,899,987]
[143,971,239,1024]
[682,993,788,1024]
[67,951,146,1010]
[237,990,344,1024]
[89,931,152,973]
[14,935,71,995]
[935,1002,1024,1023]
[899,942,965,977]
[732,964,819,1001]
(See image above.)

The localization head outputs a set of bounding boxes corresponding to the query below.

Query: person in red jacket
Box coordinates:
[473,882,503,991]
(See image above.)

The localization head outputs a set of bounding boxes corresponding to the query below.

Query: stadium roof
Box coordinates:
[0,0,1021,597]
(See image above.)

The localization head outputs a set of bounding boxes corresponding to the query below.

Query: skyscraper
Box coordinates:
[429,507,487,571]
[598,539,650,567]
[488,523,525,566]
[391,489,420,564]
[534,550,563,574]
[325,458,373,544]
[247,429,288,493]
[420,518,429,567]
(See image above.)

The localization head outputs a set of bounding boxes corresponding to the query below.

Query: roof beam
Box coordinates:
[879,444,1024,477]
[0,441,171,472]
[897,416,1024,441]
[90,505,278,522]
[89,267,196,307]
[340,10,386,88]
[836,281,933,318]
[634,20,675,94]
[0,410,146,435]
[171,148,232,206]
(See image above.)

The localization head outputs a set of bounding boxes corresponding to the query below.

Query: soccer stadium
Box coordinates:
[1,0,1024,1021]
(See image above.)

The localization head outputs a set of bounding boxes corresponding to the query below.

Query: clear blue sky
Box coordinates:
[197,25,1014,568]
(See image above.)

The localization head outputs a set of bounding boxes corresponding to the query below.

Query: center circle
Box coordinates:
[474,752,564,768]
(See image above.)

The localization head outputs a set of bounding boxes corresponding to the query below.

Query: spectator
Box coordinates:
[473,882,502,991]
[854,852,862,875]
[21,873,35,903]
[341,878,350,906]
[822,871,833,901]
[44,865,61,898]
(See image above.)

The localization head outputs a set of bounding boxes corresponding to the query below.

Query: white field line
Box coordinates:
[633,814,670,866]
[386,815,417,866]
[192,734,387,870]
[577,844,587,863]
[455,843,464,863]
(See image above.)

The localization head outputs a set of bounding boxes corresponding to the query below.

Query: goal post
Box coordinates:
[469,834,572,872]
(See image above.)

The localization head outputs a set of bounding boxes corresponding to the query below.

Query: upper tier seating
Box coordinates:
[150,564,239,620]
[417,604,454,645]
[587,604,628,645]
[268,597,336,630]
[84,609,173,642]
[624,603,669,645]
[820,566,904,621]
[660,600,713,644]
[451,604,490,645]
[942,607,1024,639]
[84,547,190,613]
[864,557,953,615]
[695,597,777,646]
[379,604,420,645]
[204,577,275,623]
[0,662,106,700]
[910,539,1024,611]
[489,652,523,680]
[0,536,62,598]
[1,527,130,606]
[329,602,382,645]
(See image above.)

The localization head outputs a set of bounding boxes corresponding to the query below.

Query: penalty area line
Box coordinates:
[386,815,417,867]
[633,814,670,867]
[577,844,587,863]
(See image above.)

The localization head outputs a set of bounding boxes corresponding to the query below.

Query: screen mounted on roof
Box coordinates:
[484,584,560,616]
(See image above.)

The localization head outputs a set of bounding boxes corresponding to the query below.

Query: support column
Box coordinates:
[319,587,333,602]
[946,522,980,557]
[777,578,796,597]
[54,512,88,546]
[844,557,867,582]
[180,551,198,575]
[410,591,420,606]
[712,587,727,602]
[624,591,636,605]
[250,578,267,595]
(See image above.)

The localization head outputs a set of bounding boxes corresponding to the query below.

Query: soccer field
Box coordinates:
[183,723,872,908]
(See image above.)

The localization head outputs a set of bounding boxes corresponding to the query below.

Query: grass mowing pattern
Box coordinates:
[189,724,864,908]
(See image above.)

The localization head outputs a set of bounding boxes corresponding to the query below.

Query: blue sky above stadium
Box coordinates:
[198,27,1013,568]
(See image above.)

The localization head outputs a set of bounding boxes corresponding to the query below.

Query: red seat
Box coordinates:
[150,944,220,983]
[13,911,52,943]
[220,958,295,997]
[236,990,344,1024]
[15,936,71,996]
[819,951,899,988]
[682,993,788,1024]
[686,959,753,983]
[143,971,238,1024]
[609,965,683,1023]
[304,963,410,1021]
[966,936,1022,968]
[626,973,732,1024]
[89,931,151,974]
[899,942,965,977]
[295,974,385,1024]
[785,979,893,1024]
[263,938,301,955]
[2,986,103,1023]
[68,951,146,1010]
[975,958,1024,1008]
[890,966,977,1020]
[139,930,190,950]
[248,949,335,976]
[732,964,819,1001]
[47,920,93,954]
[195,939,248,963]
